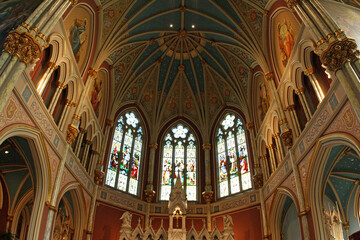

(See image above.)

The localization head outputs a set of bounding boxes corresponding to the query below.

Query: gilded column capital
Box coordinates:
[320,37,360,72]
[3,30,42,66]
[66,124,79,144]
[73,114,81,121]
[46,61,58,70]
[279,118,287,125]
[281,128,293,148]
[56,81,67,89]
[264,71,275,81]
[304,67,314,76]
[295,88,305,95]
[202,143,211,150]
[144,189,156,203]
[202,190,214,204]
[94,169,104,185]
[88,67,98,77]
[246,121,255,130]
[149,142,158,149]
[106,119,114,127]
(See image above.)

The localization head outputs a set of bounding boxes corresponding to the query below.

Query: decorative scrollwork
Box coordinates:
[3,30,42,66]
[320,37,360,72]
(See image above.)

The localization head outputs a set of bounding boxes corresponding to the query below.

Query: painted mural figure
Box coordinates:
[91,77,102,115]
[278,20,294,67]
[259,82,270,121]
[69,18,87,62]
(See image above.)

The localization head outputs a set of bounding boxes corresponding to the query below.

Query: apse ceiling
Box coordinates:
[96,0,268,129]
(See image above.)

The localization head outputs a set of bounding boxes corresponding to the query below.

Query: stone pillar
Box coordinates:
[286,105,301,137]
[81,140,92,165]
[267,144,277,172]
[305,67,325,102]
[85,184,98,240]
[289,149,310,240]
[273,133,284,161]
[58,99,76,131]
[260,188,269,240]
[44,144,70,240]
[145,143,157,203]
[73,127,85,156]
[260,155,270,180]
[265,72,293,149]
[48,81,66,114]
[36,61,58,96]
[202,143,214,231]
[295,88,312,120]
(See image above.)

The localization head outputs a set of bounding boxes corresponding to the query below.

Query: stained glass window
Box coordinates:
[160,124,197,201]
[105,111,143,196]
[216,114,251,198]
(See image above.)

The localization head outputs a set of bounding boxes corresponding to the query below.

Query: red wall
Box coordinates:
[212,206,262,240]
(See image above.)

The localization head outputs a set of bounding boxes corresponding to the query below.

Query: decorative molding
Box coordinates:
[66,124,79,144]
[148,143,158,150]
[94,169,104,185]
[202,191,214,204]
[202,143,211,150]
[144,189,156,203]
[281,128,293,147]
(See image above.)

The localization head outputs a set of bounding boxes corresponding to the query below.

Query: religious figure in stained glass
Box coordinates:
[105,111,143,196]
[160,124,197,201]
[216,113,252,198]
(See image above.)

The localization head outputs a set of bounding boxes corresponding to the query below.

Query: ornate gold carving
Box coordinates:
[88,67,98,77]
[320,37,360,72]
[281,128,293,147]
[46,61,57,70]
[56,82,67,89]
[149,143,158,149]
[73,114,80,121]
[279,118,287,125]
[21,22,31,31]
[264,71,274,81]
[144,189,156,203]
[246,121,255,130]
[304,67,314,76]
[286,0,301,9]
[295,88,305,95]
[202,191,214,204]
[31,27,39,33]
[3,30,42,66]
[253,174,263,189]
[178,30,187,39]
[202,144,211,150]
[316,38,326,46]
[37,32,47,42]
[334,29,344,36]
[94,169,104,185]
[66,124,79,144]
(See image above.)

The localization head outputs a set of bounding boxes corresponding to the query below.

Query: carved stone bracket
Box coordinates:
[202,191,214,204]
[281,128,293,148]
[66,124,79,144]
[144,189,156,203]
[94,169,104,185]
[320,37,360,72]
[3,30,42,66]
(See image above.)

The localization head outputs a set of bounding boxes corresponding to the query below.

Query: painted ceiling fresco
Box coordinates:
[94,0,271,128]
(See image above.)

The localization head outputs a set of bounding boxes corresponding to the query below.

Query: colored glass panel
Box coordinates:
[219,181,229,197]
[217,136,227,182]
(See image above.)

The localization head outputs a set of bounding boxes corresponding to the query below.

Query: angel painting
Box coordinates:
[278,19,295,67]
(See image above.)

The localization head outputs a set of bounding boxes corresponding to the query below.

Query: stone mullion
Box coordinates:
[289,149,310,240]
[274,133,284,161]
[308,0,339,33]
[287,105,301,137]
[44,144,70,240]
[48,82,66,114]
[37,61,57,96]
[267,145,277,173]
[295,88,312,120]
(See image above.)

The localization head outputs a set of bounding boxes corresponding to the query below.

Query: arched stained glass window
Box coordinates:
[160,124,197,201]
[105,111,143,195]
[216,114,251,198]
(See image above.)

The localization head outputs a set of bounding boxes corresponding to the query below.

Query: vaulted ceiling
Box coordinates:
[93,0,271,134]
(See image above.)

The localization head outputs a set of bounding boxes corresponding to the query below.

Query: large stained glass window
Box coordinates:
[105,111,143,195]
[216,114,251,198]
[160,124,197,201]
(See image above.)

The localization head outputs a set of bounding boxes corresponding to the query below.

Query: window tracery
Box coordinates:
[105,111,143,195]
[216,113,251,198]
[160,124,197,201]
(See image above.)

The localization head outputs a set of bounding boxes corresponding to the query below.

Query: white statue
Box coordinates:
[323,203,344,240]
[120,211,133,228]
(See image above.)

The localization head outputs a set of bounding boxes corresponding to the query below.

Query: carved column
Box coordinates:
[48,81,66,114]
[267,144,277,172]
[265,72,293,149]
[295,88,312,120]
[44,144,70,240]
[145,143,157,203]
[95,119,113,183]
[36,61,58,96]
[81,140,92,165]
[58,99,76,131]
[260,155,270,180]
[286,105,301,137]
[260,188,269,240]
[305,67,325,102]
[74,127,85,156]
[273,133,284,162]
[202,143,213,231]
[289,149,310,240]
